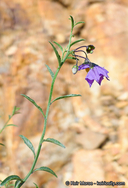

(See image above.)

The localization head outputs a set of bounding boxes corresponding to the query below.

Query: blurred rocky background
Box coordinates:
[0,0,128,187]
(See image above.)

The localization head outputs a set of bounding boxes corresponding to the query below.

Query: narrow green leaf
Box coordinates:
[75,21,85,26]
[21,94,45,118]
[45,64,54,79]
[34,167,57,178]
[12,106,16,116]
[51,94,81,104]
[53,41,63,52]
[70,39,85,47]
[69,15,74,30]
[33,183,39,188]
[5,124,18,128]
[49,41,61,66]
[0,175,22,186]
[0,143,5,147]
[19,135,35,158]
[43,138,65,148]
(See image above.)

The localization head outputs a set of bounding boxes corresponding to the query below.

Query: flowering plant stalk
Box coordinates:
[0,16,109,188]
[0,106,20,147]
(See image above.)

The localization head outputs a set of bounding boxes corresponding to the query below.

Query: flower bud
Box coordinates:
[72,65,78,74]
[86,45,95,53]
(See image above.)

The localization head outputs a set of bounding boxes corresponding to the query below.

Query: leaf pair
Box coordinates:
[69,15,85,31]
[21,93,81,117]
[18,136,62,183]
[49,16,85,67]
[49,38,85,64]
[0,167,57,187]
[19,135,66,160]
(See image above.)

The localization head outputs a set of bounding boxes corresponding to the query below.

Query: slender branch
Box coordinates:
[0,116,12,134]
[74,54,86,60]
[61,26,74,65]
[73,45,87,51]
[73,50,88,59]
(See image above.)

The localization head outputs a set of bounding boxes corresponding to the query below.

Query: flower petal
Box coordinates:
[85,77,94,87]
[78,63,90,71]
[87,68,100,83]
[92,65,109,84]
[92,67,104,83]
[98,75,104,85]
[85,69,96,87]
[95,66,109,79]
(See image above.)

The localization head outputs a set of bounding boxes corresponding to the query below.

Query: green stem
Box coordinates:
[61,28,73,65]
[0,116,12,134]
[22,67,60,185]
[21,21,73,188]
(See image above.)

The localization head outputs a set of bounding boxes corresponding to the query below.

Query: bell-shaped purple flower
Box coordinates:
[78,62,109,87]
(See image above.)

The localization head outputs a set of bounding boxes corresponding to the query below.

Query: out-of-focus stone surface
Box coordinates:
[76,127,107,149]
[0,0,128,187]
[69,149,105,188]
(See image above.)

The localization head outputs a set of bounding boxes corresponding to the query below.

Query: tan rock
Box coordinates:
[104,163,120,183]
[70,149,105,188]
[5,45,17,56]
[76,127,107,149]
[116,101,128,109]
[118,152,128,166]
[118,116,128,152]
[38,0,70,37]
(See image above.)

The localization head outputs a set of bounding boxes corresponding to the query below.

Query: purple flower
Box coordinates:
[78,62,109,87]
